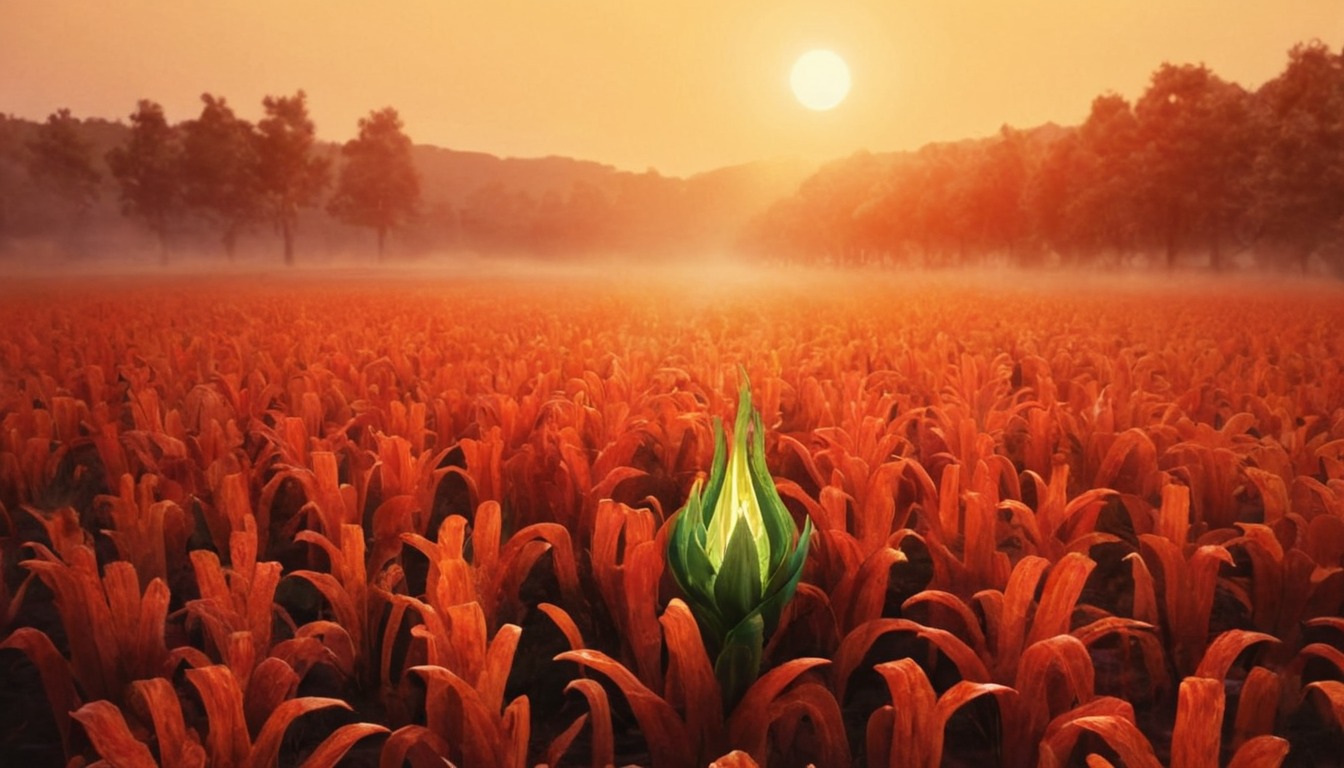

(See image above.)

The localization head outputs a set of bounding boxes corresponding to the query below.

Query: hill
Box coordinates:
[0,112,813,264]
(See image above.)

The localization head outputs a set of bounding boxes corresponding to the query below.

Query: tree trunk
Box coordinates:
[1164,206,1183,270]
[377,227,386,262]
[282,218,295,266]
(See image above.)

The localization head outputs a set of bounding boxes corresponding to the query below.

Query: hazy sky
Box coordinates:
[3,1,1342,176]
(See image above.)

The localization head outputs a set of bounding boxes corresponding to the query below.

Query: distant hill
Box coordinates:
[0,112,814,264]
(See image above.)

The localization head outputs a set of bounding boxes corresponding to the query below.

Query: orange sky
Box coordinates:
[3,1,1342,177]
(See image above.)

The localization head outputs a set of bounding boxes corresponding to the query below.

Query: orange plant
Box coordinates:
[1,272,1342,766]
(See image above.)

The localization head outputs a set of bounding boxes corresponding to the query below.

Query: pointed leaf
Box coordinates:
[715,520,763,627]
[538,602,585,651]
[566,679,615,768]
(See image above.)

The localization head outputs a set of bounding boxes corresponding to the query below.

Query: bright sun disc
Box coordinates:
[791,49,851,111]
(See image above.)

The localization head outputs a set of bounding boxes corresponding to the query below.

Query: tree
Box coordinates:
[106,100,181,262]
[1134,64,1256,270]
[1070,93,1144,263]
[0,115,25,247]
[1250,41,1344,273]
[954,126,1033,264]
[1028,130,1088,264]
[26,109,102,214]
[326,107,419,259]
[256,91,328,265]
[180,94,261,260]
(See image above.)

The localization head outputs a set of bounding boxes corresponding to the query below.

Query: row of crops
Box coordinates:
[1,270,1343,766]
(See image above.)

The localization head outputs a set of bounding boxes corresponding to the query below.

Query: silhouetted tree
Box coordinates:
[957,126,1033,264]
[326,107,419,259]
[106,100,181,262]
[0,116,16,244]
[1250,41,1344,273]
[256,91,328,265]
[1071,94,1143,263]
[1134,64,1256,269]
[180,94,261,260]
[1028,131,1088,264]
[27,109,102,213]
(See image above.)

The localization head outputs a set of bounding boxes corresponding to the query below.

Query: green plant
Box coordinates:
[667,372,812,707]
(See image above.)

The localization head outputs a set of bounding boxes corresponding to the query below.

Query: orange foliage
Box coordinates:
[1,271,1342,766]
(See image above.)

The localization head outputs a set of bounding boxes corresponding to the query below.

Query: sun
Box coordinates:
[790,49,851,111]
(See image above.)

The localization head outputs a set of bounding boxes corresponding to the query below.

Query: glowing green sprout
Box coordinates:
[667,372,812,707]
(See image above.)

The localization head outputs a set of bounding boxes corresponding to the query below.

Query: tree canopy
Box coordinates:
[106,100,181,261]
[180,94,261,259]
[256,90,329,265]
[327,107,420,259]
[741,41,1344,274]
[27,108,102,212]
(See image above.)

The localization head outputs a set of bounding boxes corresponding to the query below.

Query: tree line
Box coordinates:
[2,102,799,265]
[12,92,419,264]
[7,41,1343,272]
[741,42,1344,274]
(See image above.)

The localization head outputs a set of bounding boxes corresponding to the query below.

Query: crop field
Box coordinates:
[1,267,1343,767]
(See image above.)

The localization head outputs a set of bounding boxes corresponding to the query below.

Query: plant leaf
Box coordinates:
[1306,680,1344,729]
[377,725,453,768]
[1026,552,1096,647]
[1226,735,1290,768]
[1171,676,1224,768]
[295,722,389,768]
[725,657,829,765]
[71,700,158,768]
[566,679,614,768]
[555,649,693,768]
[659,598,724,760]
[1193,629,1278,681]
[1,626,79,754]
[715,521,761,618]
[130,677,207,768]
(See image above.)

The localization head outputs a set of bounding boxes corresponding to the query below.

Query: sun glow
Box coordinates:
[790,49,851,111]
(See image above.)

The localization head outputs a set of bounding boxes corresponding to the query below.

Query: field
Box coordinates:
[2,266,1343,767]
